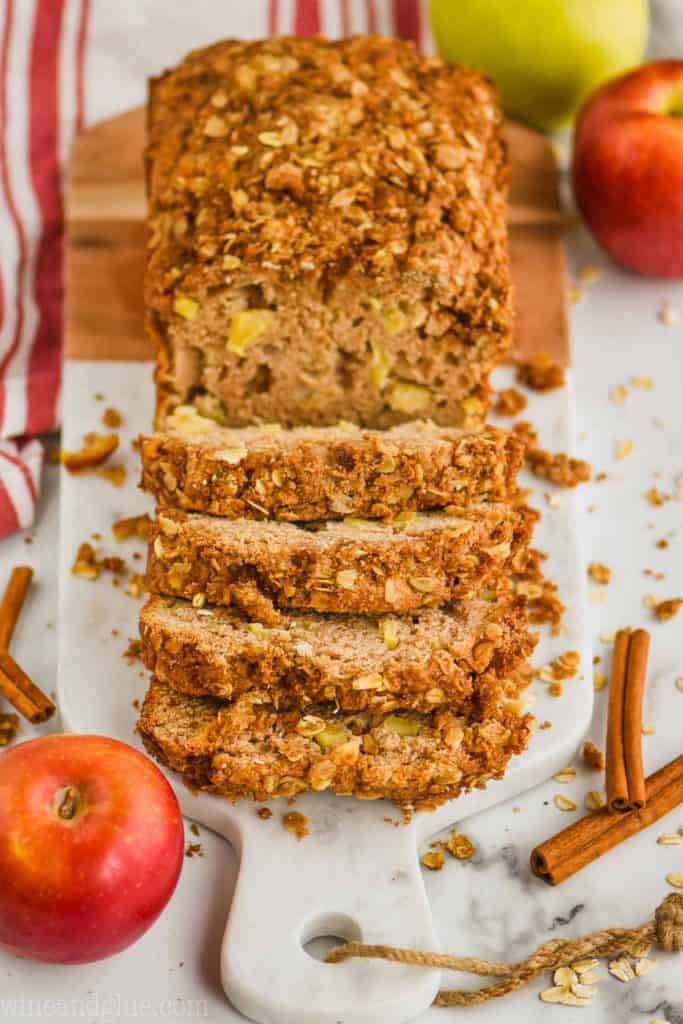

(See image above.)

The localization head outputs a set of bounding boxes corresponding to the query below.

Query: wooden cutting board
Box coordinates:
[65,107,569,365]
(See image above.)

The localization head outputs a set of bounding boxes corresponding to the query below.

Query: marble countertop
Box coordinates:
[1,217,682,1023]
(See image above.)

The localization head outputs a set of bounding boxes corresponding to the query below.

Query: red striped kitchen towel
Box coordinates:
[0,0,428,536]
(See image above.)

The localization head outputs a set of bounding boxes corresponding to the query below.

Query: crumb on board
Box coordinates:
[494,387,527,417]
[282,810,309,841]
[515,353,565,392]
[654,598,683,623]
[256,807,272,820]
[587,562,611,585]
[582,741,605,771]
[102,406,123,428]
[421,850,445,871]
[184,842,204,858]
[124,638,143,663]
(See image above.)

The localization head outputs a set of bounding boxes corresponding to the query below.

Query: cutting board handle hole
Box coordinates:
[300,912,362,963]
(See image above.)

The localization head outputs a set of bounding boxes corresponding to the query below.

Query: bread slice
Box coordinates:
[147,505,536,616]
[138,678,534,807]
[146,36,511,431]
[140,409,523,521]
[139,594,535,716]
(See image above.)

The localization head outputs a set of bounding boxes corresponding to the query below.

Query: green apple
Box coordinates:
[429,0,649,131]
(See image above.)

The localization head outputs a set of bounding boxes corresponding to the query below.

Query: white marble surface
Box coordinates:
[0,219,682,1022]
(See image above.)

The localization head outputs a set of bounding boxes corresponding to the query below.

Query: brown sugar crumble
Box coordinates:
[515,547,565,634]
[526,447,591,488]
[510,420,590,488]
[587,562,611,585]
[184,842,204,858]
[494,387,527,417]
[256,807,272,820]
[421,850,445,871]
[190,823,200,836]
[515,353,565,392]
[101,407,123,428]
[442,830,476,860]
[582,741,605,772]
[124,638,143,663]
[0,712,19,746]
[282,810,309,841]
[654,598,683,623]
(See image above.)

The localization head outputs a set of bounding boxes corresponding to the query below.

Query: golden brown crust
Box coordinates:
[140,413,524,521]
[139,594,536,716]
[146,505,537,616]
[138,678,534,806]
[146,35,512,429]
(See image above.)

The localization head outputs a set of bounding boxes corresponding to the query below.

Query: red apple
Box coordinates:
[0,734,184,964]
[572,60,683,277]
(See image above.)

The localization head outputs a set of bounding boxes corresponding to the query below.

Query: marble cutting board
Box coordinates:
[57,361,591,1024]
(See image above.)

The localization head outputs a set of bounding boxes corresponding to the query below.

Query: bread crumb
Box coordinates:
[421,850,445,871]
[582,741,605,771]
[124,638,143,663]
[587,562,611,585]
[102,406,123,428]
[282,811,309,841]
[654,597,683,623]
[610,384,628,404]
[494,387,527,417]
[184,842,204,858]
[256,807,273,820]
[516,353,565,392]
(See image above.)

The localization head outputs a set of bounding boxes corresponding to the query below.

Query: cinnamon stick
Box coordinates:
[605,628,630,810]
[531,755,683,885]
[623,630,649,810]
[0,649,55,723]
[606,628,649,812]
[0,565,33,649]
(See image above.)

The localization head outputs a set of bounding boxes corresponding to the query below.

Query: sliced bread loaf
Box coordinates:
[138,678,534,807]
[146,505,537,616]
[139,594,535,716]
[140,409,523,521]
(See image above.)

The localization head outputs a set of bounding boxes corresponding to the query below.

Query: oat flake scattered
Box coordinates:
[554,794,577,812]
[629,375,654,389]
[553,768,577,784]
[610,384,628,404]
[615,438,634,460]
[585,790,606,811]
[641,722,656,735]
[666,872,683,888]
[657,833,683,845]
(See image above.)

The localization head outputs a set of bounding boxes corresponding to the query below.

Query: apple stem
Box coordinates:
[56,786,79,820]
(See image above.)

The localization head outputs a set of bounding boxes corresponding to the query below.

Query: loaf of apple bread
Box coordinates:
[146,35,512,430]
